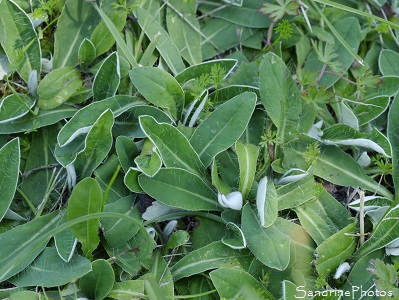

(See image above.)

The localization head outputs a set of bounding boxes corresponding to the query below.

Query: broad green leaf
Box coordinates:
[388,93,399,192]
[210,268,274,299]
[256,177,278,228]
[138,168,219,211]
[91,7,127,57]
[314,222,358,277]
[0,138,20,222]
[199,0,270,28]
[303,17,361,88]
[74,109,114,178]
[175,58,237,84]
[211,159,232,194]
[364,76,399,100]
[222,222,246,249]
[239,109,265,145]
[166,0,202,65]
[144,273,165,300]
[124,168,143,193]
[354,96,390,126]
[241,204,290,271]
[67,178,103,258]
[171,241,253,281]
[313,146,392,199]
[166,230,190,250]
[215,149,240,188]
[113,105,173,138]
[0,0,41,82]
[0,94,35,123]
[102,196,140,248]
[37,67,82,110]
[192,217,226,250]
[134,7,185,75]
[260,52,314,143]
[190,92,257,167]
[0,104,78,134]
[116,136,139,173]
[93,52,120,101]
[379,49,399,76]
[130,67,184,119]
[108,280,144,300]
[53,0,100,68]
[150,251,174,298]
[9,247,91,287]
[139,116,205,177]
[8,291,38,300]
[354,204,399,259]
[294,189,352,245]
[79,259,115,300]
[236,141,259,200]
[277,174,316,211]
[78,38,96,66]
[54,214,77,262]
[57,95,143,146]
[0,211,62,282]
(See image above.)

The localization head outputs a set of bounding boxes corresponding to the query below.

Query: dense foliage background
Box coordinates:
[2,0,399,299]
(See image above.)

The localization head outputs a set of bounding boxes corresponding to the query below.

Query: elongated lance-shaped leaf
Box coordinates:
[67,178,103,258]
[241,204,290,271]
[0,0,41,82]
[260,53,315,143]
[0,138,20,222]
[190,92,257,167]
[236,141,259,201]
[134,7,185,75]
[139,116,205,179]
[0,211,63,282]
[171,241,253,281]
[0,94,35,124]
[256,177,278,228]
[138,168,219,211]
[53,0,100,68]
[388,93,399,193]
[92,52,120,101]
[313,146,392,199]
[93,4,137,67]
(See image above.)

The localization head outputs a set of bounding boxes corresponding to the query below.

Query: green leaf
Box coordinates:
[0,104,78,134]
[175,59,237,84]
[314,222,358,277]
[91,7,127,57]
[93,52,120,101]
[222,222,247,250]
[144,273,165,300]
[139,116,205,178]
[354,204,399,260]
[116,136,139,173]
[379,49,399,76]
[0,138,19,222]
[0,211,62,282]
[210,268,275,300]
[37,67,83,110]
[78,38,96,66]
[353,96,390,126]
[294,189,352,245]
[53,0,100,68]
[313,146,392,199]
[67,178,103,258]
[0,94,35,123]
[57,95,143,147]
[236,141,259,201]
[260,52,314,143]
[277,174,316,211]
[102,196,140,248]
[74,109,114,178]
[79,259,115,300]
[134,7,185,75]
[166,0,202,65]
[130,67,184,119]
[108,280,144,300]
[165,230,190,251]
[9,247,91,287]
[138,168,219,211]
[124,168,143,193]
[256,177,278,228]
[171,241,253,281]
[241,204,290,271]
[54,214,77,262]
[190,92,257,167]
[150,251,174,298]
[388,93,399,192]
[0,0,41,82]
[134,150,162,177]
